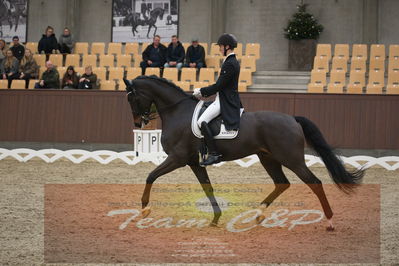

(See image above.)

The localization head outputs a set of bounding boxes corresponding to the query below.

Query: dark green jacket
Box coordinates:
[42,68,60,89]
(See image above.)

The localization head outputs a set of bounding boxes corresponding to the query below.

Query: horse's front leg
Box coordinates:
[146,24,152,38]
[190,165,222,226]
[141,155,184,217]
[152,24,157,37]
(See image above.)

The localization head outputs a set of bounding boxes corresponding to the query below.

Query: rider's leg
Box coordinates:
[197,95,222,166]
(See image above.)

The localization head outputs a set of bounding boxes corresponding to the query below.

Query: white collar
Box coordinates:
[223,52,235,63]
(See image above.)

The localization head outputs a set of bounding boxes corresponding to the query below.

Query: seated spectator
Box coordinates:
[38,26,59,56]
[78,66,97,89]
[10,36,25,61]
[0,39,7,66]
[58,27,74,54]
[0,49,19,88]
[62,66,79,89]
[164,35,185,71]
[140,35,167,75]
[19,48,39,88]
[35,61,60,89]
[184,38,206,69]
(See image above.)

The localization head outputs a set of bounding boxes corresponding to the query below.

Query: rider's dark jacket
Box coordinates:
[200,53,242,130]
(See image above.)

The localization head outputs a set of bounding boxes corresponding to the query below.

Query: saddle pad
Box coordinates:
[191,100,243,140]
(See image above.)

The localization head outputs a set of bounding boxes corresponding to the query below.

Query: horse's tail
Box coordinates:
[294,116,364,193]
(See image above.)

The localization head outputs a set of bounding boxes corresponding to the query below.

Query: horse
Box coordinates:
[123,76,364,231]
[0,0,25,37]
[126,7,165,38]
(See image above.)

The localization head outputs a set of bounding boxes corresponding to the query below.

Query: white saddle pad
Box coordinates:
[191,100,244,140]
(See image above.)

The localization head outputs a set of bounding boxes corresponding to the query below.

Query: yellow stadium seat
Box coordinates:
[133,54,142,67]
[117,54,132,68]
[141,43,151,53]
[65,54,80,67]
[370,44,385,60]
[0,80,8,89]
[331,57,348,72]
[334,44,349,60]
[327,70,346,93]
[26,42,38,54]
[182,42,190,52]
[210,43,222,56]
[199,42,208,55]
[386,70,399,94]
[350,57,366,72]
[366,69,384,94]
[49,54,63,67]
[389,45,399,60]
[347,70,365,94]
[108,43,122,55]
[33,54,46,67]
[82,54,97,67]
[74,67,84,76]
[39,66,47,77]
[388,57,399,72]
[57,67,67,79]
[175,81,190,91]
[352,44,367,60]
[125,42,139,55]
[307,70,326,93]
[241,56,256,72]
[234,43,243,57]
[245,43,260,59]
[74,42,89,55]
[239,69,253,86]
[109,67,124,81]
[99,54,115,68]
[145,67,160,77]
[100,80,116,90]
[28,79,39,89]
[192,81,210,88]
[205,55,221,69]
[91,42,105,55]
[93,67,106,81]
[126,67,141,80]
[10,80,26,89]
[162,68,178,82]
[180,68,196,83]
[313,56,329,72]
[199,68,215,83]
[316,44,332,61]
[369,58,385,72]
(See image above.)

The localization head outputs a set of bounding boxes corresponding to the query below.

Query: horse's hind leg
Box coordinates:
[289,162,335,231]
[258,153,290,207]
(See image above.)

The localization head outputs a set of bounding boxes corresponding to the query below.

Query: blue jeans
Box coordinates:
[164,62,183,70]
[184,62,205,69]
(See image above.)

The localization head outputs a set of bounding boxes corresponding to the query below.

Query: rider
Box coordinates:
[193,33,242,166]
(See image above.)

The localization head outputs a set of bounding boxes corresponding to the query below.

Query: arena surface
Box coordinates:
[0,159,398,265]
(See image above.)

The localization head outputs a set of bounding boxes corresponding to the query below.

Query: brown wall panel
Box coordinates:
[0,90,398,149]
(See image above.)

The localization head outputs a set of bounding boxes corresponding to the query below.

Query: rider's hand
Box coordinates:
[193,87,202,98]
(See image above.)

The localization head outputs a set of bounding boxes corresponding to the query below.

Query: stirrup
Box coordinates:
[200,153,222,166]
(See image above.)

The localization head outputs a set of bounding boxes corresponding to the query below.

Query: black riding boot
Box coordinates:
[200,121,222,166]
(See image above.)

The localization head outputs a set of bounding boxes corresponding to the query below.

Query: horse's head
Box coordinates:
[152,7,165,20]
[123,78,153,128]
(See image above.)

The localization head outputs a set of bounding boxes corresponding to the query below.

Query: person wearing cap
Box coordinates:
[192,33,242,166]
[10,36,25,61]
[184,38,206,69]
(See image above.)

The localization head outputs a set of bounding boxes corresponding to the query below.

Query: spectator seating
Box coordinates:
[10,80,26,89]
[126,67,141,80]
[163,68,178,82]
[99,54,115,68]
[366,69,384,94]
[33,54,46,67]
[145,67,160,77]
[370,44,385,60]
[316,44,331,61]
[93,67,106,81]
[331,57,348,72]
[74,42,89,55]
[49,54,63,67]
[352,44,367,60]
[82,54,97,67]
[108,43,122,55]
[100,80,116,90]
[241,56,257,72]
[26,42,38,53]
[386,69,399,94]
[125,43,139,55]
[175,81,190,91]
[333,44,349,60]
[180,68,196,84]
[65,54,80,67]
[91,42,105,55]
[0,80,7,89]
[198,68,215,83]
[307,69,327,93]
[29,80,39,89]
[347,70,366,94]
[245,43,260,59]
[327,70,345,93]
[117,54,132,68]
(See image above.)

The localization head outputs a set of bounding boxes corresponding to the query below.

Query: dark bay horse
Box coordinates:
[126,7,165,38]
[123,76,364,230]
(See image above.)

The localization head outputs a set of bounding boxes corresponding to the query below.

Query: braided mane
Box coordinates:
[135,75,189,96]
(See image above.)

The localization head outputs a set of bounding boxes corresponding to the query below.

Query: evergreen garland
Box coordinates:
[284,3,323,40]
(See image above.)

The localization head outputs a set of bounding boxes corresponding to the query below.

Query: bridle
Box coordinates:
[126,90,152,125]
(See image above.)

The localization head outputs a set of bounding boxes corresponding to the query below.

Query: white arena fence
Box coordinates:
[0,148,398,171]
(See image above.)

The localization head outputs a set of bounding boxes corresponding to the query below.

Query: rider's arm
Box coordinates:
[200,62,235,97]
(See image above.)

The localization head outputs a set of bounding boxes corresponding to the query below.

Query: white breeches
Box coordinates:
[197,93,221,127]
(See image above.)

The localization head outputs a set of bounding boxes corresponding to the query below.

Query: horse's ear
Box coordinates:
[124,78,133,92]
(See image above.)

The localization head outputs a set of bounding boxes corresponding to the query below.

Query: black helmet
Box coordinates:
[217,33,237,49]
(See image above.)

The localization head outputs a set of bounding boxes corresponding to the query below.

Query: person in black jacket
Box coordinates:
[140,35,167,75]
[164,35,185,71]
[38,26,59,56]
[184,38,206,69]
[10,36,25,61]
[193,33,242,166]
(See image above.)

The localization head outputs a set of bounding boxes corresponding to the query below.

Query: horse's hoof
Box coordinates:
[141,206,151,218]
[326,225,335,231]
[256,214,266,224]
[209,222,219,227]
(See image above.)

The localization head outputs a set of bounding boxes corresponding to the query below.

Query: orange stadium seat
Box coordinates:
[180,68,196,83]
[352,44,367,60]
[241,56,257,72]
[327,70,346,93]
[93,67,106,81]
[162,68,178,82]
[307,69,326,93]
[366,69,384,94]
[10,80,26,89]
[175,81,190,91]
[0,80,8,89]
[57,67,67,78]
[316,44,331,61]
[313,56,329,72]
[108,43,122,55]
[109,67,124,81]
[133,54,142,67]
[386,70,399,94]
[389,45,399,59]
[192,81,210,88]
[91,42,105,55]
[82,54,97,67]
[65,54,80,67]
[74,67,84,75]
[33,54,46,67]
[370,44,385,60]
[210,43,222,56]
[199,68,215,83]
[331,57,348,72]
[26,42,38,54]
[126,67,141,80]
[350,57,366,72]
[117,54,132,68]
[199,42,209,55]
[99,54,115,68]
[334,44,349,60]
[239,69,253,87]
[205,55,221,69]
[347,70,365,94]
[49,54,63,67]
[125,42,139,55]
[245,43,260,59]
[369,58,385,72]
[100,80,116,90]
[145,67,160,77]
[28,80,39,89]
[388,57,399,72]
[74,42,89,55]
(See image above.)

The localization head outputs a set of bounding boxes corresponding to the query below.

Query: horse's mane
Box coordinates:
[135,75,193,98]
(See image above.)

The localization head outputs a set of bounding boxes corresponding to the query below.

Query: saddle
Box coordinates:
[191,100,244,140]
